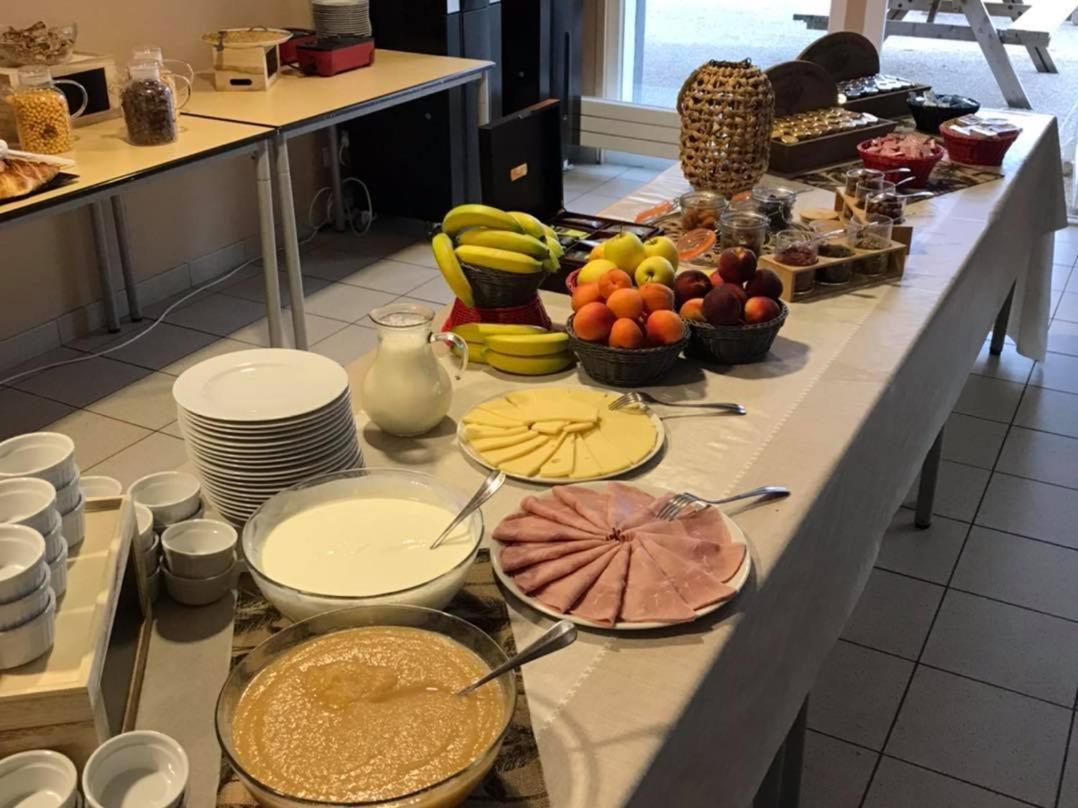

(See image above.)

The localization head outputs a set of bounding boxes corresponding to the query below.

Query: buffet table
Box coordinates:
[135,110,1066,807]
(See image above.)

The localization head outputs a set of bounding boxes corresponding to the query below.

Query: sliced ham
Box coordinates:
[498,539,609,573]
[533,545,619,613]
[620,541,696,622]
[492,514,600,543]
[552,485,611,531]
[678,506,735,544]
[605,482,655,529]
[512,544,613,593]
[522,494,608,536]
[636,535,735,609]
[633,529,746,583]
[571,543,631,625]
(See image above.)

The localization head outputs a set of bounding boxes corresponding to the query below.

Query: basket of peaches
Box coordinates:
[677,246,787,365]
[566,232,688,387]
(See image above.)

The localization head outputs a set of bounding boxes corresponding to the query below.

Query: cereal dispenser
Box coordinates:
[2,65,87,154]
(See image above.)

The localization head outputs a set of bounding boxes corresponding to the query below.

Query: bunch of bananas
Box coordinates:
[451,323,574,376]
[432,205,564,308]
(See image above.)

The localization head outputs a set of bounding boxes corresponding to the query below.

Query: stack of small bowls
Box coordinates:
[134,504,161,602]
[129,471,203,532]
[0,749,79,807]
[0,524,56,669]
[161,519,238,606]
[0,433,84,552]
[0,476,67,599]
[79,474,123,499]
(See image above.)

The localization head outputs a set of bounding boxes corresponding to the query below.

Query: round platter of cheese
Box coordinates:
[456,387,665,484]
[489,481,751,630]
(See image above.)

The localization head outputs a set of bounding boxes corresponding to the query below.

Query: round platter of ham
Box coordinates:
[489,482,751,630]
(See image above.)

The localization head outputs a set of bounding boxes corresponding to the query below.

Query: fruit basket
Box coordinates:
[686,302,788,365]
[460,263,548,308]
[567,316,687,387]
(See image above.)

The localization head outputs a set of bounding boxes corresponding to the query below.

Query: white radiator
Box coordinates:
[579,96,680,160]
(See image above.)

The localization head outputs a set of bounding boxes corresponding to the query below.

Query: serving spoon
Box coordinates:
[430,469,506,549]
[456,620,578,696]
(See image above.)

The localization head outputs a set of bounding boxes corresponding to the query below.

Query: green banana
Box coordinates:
[431,233,474,307]
[441,204,522,236]
[456,228,550,259]
[455,245,543,275]
[508,211,546,240]
[544,233,564,259]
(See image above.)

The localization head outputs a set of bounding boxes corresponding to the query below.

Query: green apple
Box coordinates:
[577,258,618,284]
[643,235,679,270]
[634,255,676,288]
[603,232,647,273]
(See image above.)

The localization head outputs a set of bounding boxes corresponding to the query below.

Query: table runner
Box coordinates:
[215,552,550,807]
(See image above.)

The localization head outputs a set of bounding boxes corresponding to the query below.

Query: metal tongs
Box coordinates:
[0,140,76,168]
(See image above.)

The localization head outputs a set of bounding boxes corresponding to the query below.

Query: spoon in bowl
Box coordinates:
[456,620,578,696]
[430,469,506,549]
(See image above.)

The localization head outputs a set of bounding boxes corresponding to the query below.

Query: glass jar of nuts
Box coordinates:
[3,65,87,154]
[121,60,190,146]
[679,190,727,231]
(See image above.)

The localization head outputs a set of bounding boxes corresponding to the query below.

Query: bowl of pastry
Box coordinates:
[242,468,483,621]
[216,604,517,808]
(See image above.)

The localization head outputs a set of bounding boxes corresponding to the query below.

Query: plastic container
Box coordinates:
[679,190,726,231]
[719,211,768,257]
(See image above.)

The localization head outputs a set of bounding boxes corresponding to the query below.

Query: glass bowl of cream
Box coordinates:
[242,468,483,621]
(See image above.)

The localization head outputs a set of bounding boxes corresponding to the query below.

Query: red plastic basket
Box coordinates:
[940,121,1020,167]
[565,269,581,295]
[856,139,944,187]
[441,296,553,332]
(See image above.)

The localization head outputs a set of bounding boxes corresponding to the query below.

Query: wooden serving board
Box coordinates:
[761,238,908,302]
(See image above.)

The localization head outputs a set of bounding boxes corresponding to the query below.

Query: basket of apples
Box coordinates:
[565,232,688,387]
[676,246,788,365]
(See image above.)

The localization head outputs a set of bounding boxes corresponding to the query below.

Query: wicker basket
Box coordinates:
[460,263,548,308]
[677,60,775,199]
[567,316,687,387]
[686,302,788,365]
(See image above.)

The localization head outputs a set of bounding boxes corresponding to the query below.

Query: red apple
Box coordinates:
[744,296,781,324]
[716,246,758,286]
[744,267,783,300]
[674,269,712,303]
[702,284,747,326]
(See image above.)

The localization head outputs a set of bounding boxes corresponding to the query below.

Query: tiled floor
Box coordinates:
[3,163,1078,806]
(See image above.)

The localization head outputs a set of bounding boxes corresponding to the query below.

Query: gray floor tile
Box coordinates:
[298,244,383,282]
[310,324,379,367]
[970,341,1036,384]
[976,473,1078,549]
[0,388,74,441]
[807,640,913,750]
[864,757,1031,808]
[162,293,267,337]
[336,258,436,295]
[593,175,651,198]
[903,461,990,523]
[10,351,151,409]
[1048,319,1078,357]
[301,283,397,324]
[619,166,666,182]
[801,731,877,808]
[1054,263,1073,292]
[327,224,424,260]
[97,323,219,371]
[1055,292,1078,323]
[386,241,437,269]
[1014,386,1078,439]
[159,338,253,377]
[997,426,1078,489]
[1060,716,1078,808]
[922,590,1078,706]
[1031,351,1078,395]
[87,432,190,488]
[84,372,177,431]
[942,414,1008,469]
[886,666,1069,806]
[568,192,622,216]
[954,375,1025,423]
[876,509,969,585]
[45,410,151,470]
[227,311,348,348]
[841,569,944,659]
[221,272,331,305]
[408,275,456,305]
[953,526,1078,622]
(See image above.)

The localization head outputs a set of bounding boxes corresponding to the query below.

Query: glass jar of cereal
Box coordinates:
[3,65,87,154]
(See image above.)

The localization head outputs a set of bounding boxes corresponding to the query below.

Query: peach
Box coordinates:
[702,284,747,326]
[709,270,724,288]
[646,309,686,346]
[571,282,604,312]
[606,287,644,320]
[608,317,645,349]
[745,267,783,300]
[598,268,633,300]
[639,282,675,314]
[744,296,781,324]
[573,301,616,342]
[679,298,706,322]
[716,246,757,285]
[674,269,712,303]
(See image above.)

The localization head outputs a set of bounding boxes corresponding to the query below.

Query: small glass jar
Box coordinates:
[855,176,888,208]
[679,190,727,231]
[751,186,797,232]
[3,65,87,154]
[719,211,768,258]
[847,214,894,252]
[772,229,819,267]
[866,182,906,224]
[817,261,854,286]
[122,60,188,146]
[845,167,884,197]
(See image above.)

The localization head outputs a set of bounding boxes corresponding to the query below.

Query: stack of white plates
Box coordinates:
[172,349,363,526]
[312,0,372,37]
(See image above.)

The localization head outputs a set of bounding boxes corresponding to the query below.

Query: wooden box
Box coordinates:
[762,238,908,302]
[0,53,121,144]
[213,43,281,91]
[834,190,914,250]
[0,496,152,767]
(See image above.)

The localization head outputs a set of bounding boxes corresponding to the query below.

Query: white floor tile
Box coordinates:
[903,461,990,523]
[865,757,1030,808]
[976,473,1078,549]
[571,162,627,180]
[85,372,177,430]
[0,388,74,441]
[87,432,190,488]
[563,173,607,199]
[228,311,348,348]
[970,342,1035,384]
[1054,263,1073,292]
[807,640,913,750]
[1047,319,1078,357]
[325,224,424,259]
[954,375,1025,423]
[1014,386,1078,438]
[45,409,151,470]
[1031,351,1078,395]
[941,414,1008,469]
[9,350,151,409]
[159,338,254,377]
[310,325,379,367]
[162,293,267,337]
[385,241,438,269]
[567,192,622,216]
[160,420,183,438]
[922,590,1078,706]
[96,323,219,372]
[800,731,877,808]
[408,275,456,306]
[301,283,397,324]
[1055,292,1078,323]
[996,426,1078,489]
[335,258,436,295]
[886,667,1069,806]
[876,509,969,585]
[296,245,383,282]
[619,166,664,182]
[593,176,651,198]
[953,526,1078,621]
[842,569,944,659]
[221,272,330,305]
[1060,717,1078,808]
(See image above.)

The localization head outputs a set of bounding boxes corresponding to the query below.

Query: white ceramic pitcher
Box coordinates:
[362,303,467,437]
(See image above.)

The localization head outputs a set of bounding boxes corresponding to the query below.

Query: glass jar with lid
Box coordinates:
[718,211,768,257]
[750,186,797,232]
[121,60,190,146]
[131,45,194,121]
[678,190,726,231]
[2,65,87,154]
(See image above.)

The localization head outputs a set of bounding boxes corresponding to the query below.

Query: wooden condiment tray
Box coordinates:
[761,238,908,302]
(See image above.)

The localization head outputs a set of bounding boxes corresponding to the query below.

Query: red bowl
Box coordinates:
[856,139,944,187]
[939,119,1020,167]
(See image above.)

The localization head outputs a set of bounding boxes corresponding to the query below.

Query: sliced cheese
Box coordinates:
[502,433,566,477]
[563,421,594,434]
[598,408,657,463]
[531,419,568,436]
[539,431,575,478]
[464,424,528,441]
[566,389,608,405]
[478,433,551,465]
[479,400,527,419]
[570,434,602,479]
[580,428,634,475]
[462,410,524,429]
[471,430,543,452]
[505,389,598,424]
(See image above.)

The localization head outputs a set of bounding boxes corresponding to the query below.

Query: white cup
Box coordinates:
[82,730,188,808]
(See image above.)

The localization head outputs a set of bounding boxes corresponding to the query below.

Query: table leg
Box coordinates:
[91,201,121,333]
[109,196,142,322]
[255,142,285,348]
[477,70,491,126]
[272,134,309,350]
[990,283,1015,356]
[327,126,347,233]
[915,428,945,529]
[960,0,1032,109]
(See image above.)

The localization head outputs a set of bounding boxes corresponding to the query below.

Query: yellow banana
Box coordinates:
[485,332,570,357]
[544,232,564,259]
[456,229,550,259]
[431,233,474,307]
[455,245,543,275]
[508,211,546,240]
[452,323,547,344]
[486,350,575,376]
[441,204,522,236]
[468,342,488,364]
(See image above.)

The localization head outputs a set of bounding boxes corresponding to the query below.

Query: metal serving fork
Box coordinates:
[656,485,790,521]
[608,391,746,415]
